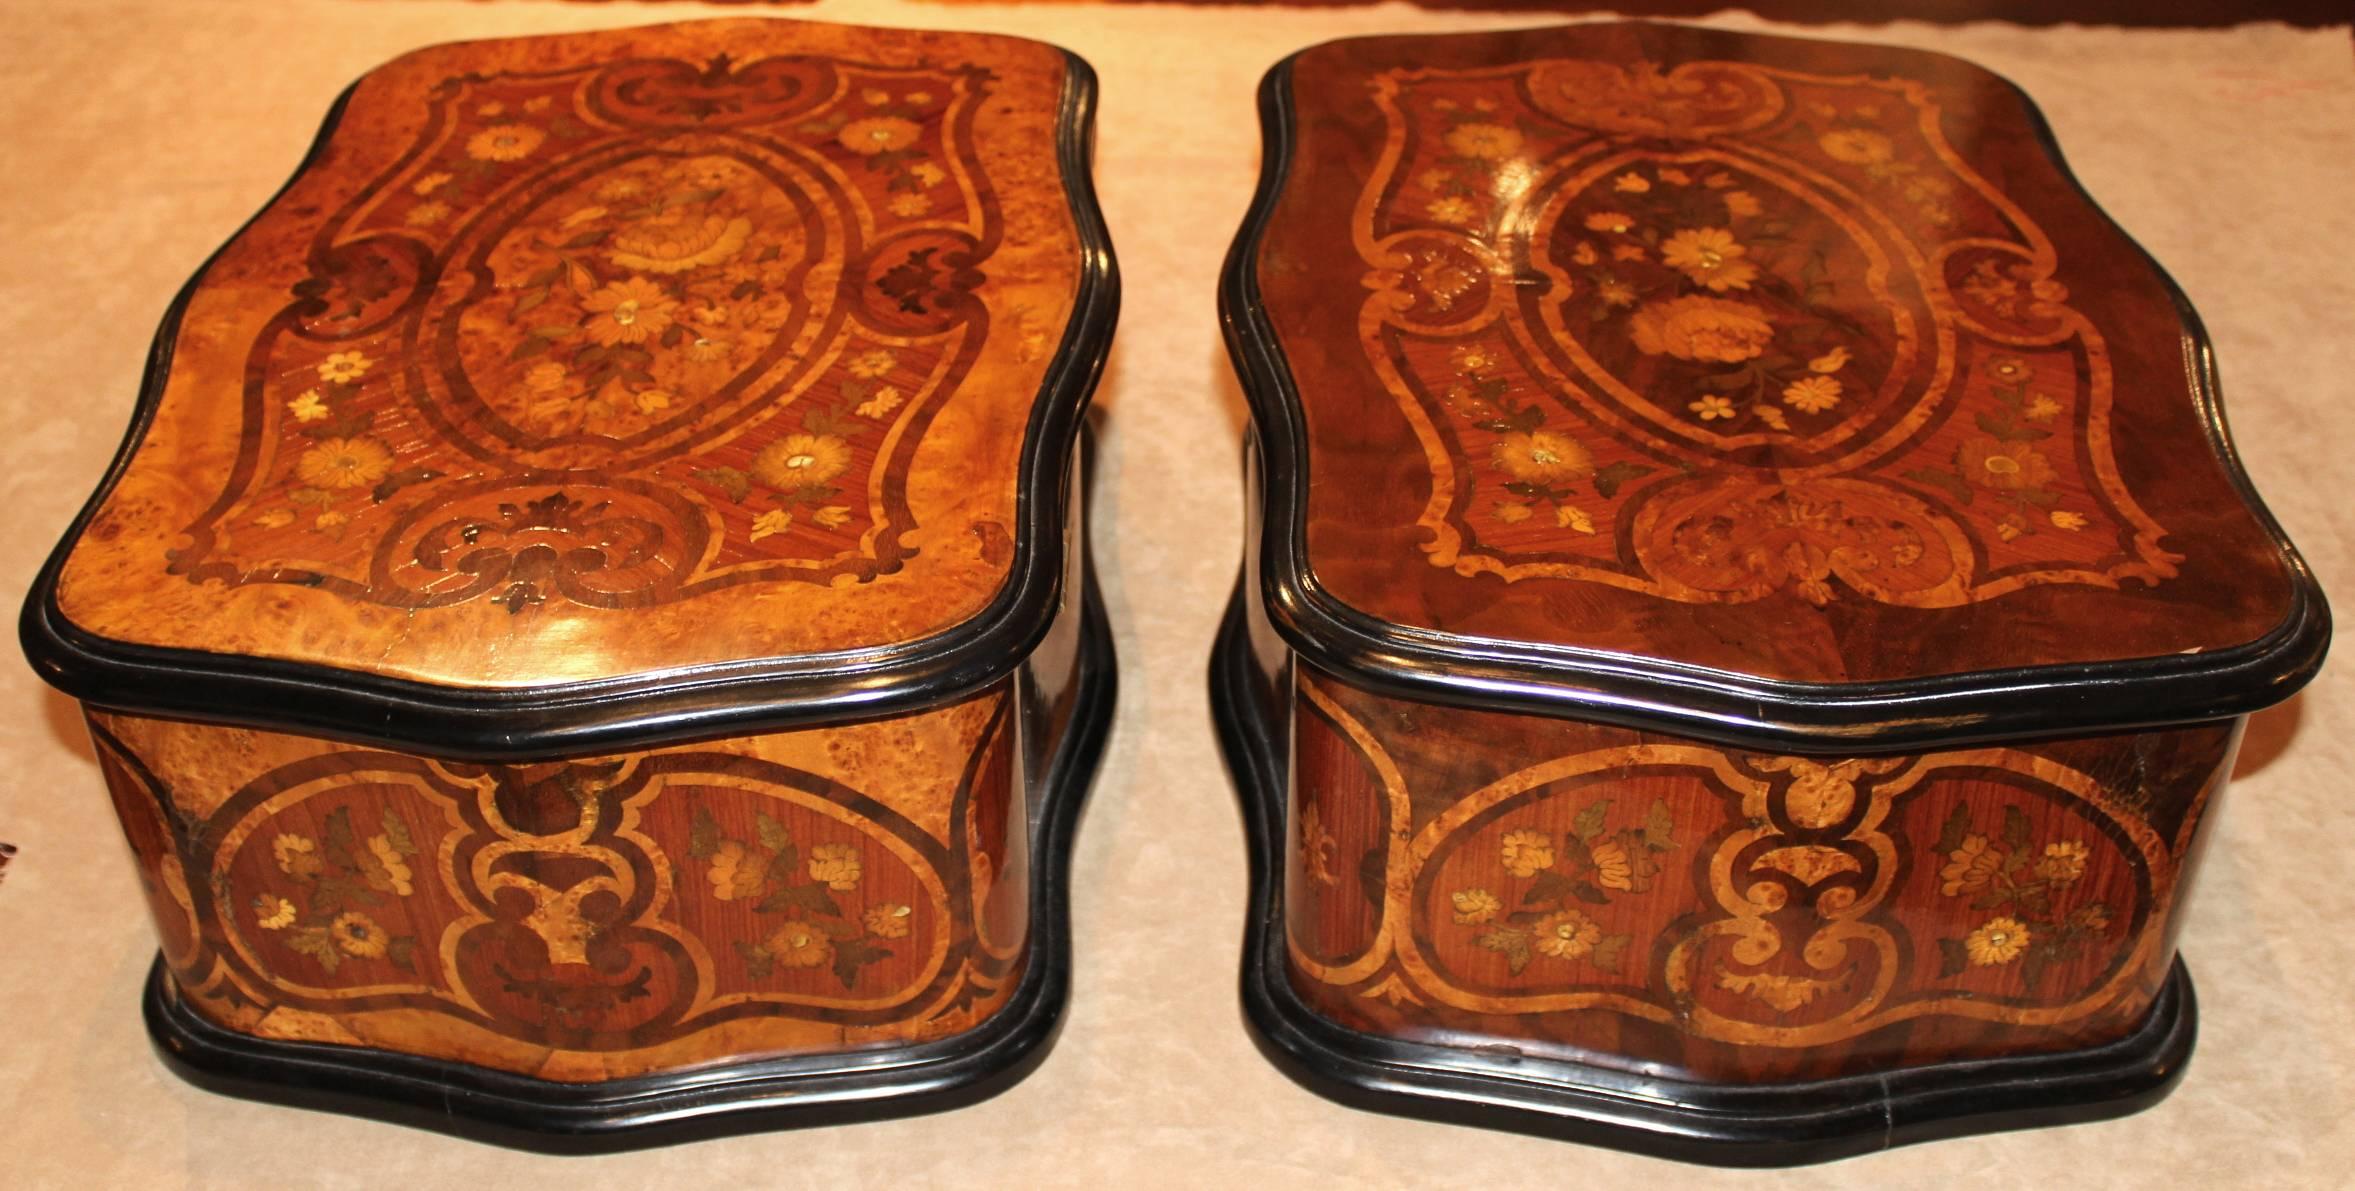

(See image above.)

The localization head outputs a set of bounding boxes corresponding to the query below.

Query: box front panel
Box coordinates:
[1286,667,2235,1084]
[88,679,1028,1082]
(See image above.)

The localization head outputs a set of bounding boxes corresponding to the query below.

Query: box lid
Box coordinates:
[22,19,1115,757]
[1225,22,2325,750]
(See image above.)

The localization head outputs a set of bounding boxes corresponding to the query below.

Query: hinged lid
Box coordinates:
[23,19,1115,758]
[1225,22,2325,750]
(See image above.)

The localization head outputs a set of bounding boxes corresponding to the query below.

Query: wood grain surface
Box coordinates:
[49,19,1087,689]
[1254,23,2301,684]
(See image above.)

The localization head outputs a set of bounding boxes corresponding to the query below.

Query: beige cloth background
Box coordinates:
[2,2,2350,1186]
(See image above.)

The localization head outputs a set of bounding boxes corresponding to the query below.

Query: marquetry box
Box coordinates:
[22,19,1116,1149]
[1213,22,2326,1165]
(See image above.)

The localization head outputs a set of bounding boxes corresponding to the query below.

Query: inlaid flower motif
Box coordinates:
[838,116,922,155]
[849,349,899,379]
[2037,840,2090,883]
[583,278,679,347]
[252,510,295,530]
[2050,511,2087,531]
[766,922,833,968]
[911,162,947,187]
[315,511,349,531]
[1628,296,1773,363]
[1490,430,1593,485]
[1444,122,1522,160]
[317,351,373,383]
[1494,501,1533,524]
[1501,829,1555,878]
[524,362,569,392]
[856,387,905,419]
[706,839,765,900]
[1939,834,2004,896]
[808,843,863,891]
[2026,395,2063,421]
[634,389,673,414]
[1533,909,1603,959]
[747,509,792,543]
[286,390,328,422]
[252,895,298,931]
[1964,916,2031,966]
[1818,129,1895,164]
[362,835,414,897]
[1688,395,1736,421]
[1449,344,1499,373]
[1985,355,2033,385]
[1808,347,1851,373]
[1299,804,1339,887]
[1958,435,2057,492]
[405,201,451,228]
[1783,376,1843,413]
[1451,888,1502,925]
[466,123,545,162]
[889,194,931,218]
[813,506,852,529]
[1722,189,1763,217]
[1613,172,1651,193]
[1587,839,1635,892]
[608,215,753,274]
[1426,197,1477,224]
[1596,278,1637,308]
[296,436,395,491]
[2072,904,2112,932]
[1612,244,1647,262]
[412,171,452,196]
[1660,227,1758,291]
[1584,211,1636,233]
[751,433,852,490]
[686,335,731,364]
[330,911,391,959]
[865,904,914,939]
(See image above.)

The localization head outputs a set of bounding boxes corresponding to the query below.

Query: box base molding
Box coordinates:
[1209,585,2196,1167]
[139,573,1117,1154]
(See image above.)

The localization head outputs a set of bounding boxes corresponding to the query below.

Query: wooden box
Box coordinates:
[22,19,1117,1149]
[1213,22,2326,1164]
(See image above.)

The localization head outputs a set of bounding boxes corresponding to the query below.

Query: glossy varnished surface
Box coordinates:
[92,683,1030,1080]
[1242,22,2315,692]
[46,20,1091,691]
[1285,665,2229,1086]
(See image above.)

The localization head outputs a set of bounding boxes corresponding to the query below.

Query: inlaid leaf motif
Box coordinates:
[1643,798,1676,852]
[1571,798,1612,844]
[379,806,416,856]
[688,806,721,859]
[1478,925,1535,975]
[755,811,791,854]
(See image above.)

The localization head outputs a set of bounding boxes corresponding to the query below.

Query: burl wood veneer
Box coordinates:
[1213,21,2326,1165]
[23,18,1117,1149]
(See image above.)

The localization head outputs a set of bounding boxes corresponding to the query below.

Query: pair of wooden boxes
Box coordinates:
[22,17,2327,1165]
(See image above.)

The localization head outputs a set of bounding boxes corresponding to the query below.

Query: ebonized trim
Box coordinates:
[1208,586,2197,1166]
[22,39,1120,762]
[1218,27,2329,755]
[142,548,1116,1152]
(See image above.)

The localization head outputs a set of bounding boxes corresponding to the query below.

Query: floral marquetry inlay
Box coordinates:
[1284,671,2226,1070]
[1352,58,2179,608]
[86,678,1031,1080]
[53,22,1088,687]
